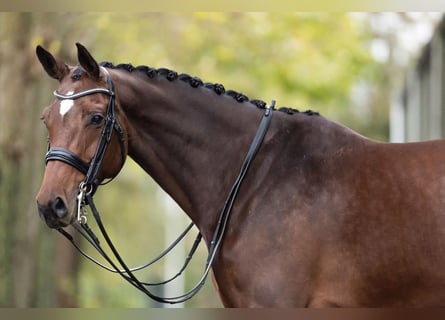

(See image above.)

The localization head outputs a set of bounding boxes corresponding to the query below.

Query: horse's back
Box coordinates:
[308,138,445,306]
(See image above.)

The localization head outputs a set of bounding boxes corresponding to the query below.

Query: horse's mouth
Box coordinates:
[37,202,75,229]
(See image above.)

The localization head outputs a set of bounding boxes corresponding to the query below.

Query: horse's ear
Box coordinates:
[36,45,68,81]
[76,43,100,80]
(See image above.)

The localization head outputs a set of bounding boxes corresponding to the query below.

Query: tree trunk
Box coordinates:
[0,12,81,307]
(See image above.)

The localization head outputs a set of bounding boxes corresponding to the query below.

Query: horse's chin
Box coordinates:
[42,215,73,229]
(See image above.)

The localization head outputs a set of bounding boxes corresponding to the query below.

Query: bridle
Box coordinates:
[44,66,274,304]
[46,67,126,191]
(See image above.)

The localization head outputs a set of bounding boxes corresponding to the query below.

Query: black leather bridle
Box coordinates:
[46,67,126,191]
[45,66,274,304]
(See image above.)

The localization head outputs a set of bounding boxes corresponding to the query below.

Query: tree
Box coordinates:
[0,12,42,307]
[0,12,82,307]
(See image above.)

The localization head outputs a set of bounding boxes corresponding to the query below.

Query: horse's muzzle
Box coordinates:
[37,197,71,228]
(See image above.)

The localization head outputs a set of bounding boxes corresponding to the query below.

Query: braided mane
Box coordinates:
[82,62,319,116]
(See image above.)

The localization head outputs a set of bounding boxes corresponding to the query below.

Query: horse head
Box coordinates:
[35,43,128,229]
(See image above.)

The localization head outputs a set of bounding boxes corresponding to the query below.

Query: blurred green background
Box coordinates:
[0,12,440,307]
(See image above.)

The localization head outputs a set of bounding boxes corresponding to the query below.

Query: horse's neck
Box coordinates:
[114,70,264,240]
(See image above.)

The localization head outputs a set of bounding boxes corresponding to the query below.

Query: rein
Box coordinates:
[48,67,274,304]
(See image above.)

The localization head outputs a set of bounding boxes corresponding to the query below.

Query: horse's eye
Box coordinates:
[90,114,104,125]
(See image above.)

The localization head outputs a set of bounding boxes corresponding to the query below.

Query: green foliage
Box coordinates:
[78,13,384,129]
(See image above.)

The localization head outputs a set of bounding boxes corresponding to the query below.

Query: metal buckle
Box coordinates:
[76,182,92,224]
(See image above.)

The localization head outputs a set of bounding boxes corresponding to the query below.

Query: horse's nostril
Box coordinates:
[52,196,68,219]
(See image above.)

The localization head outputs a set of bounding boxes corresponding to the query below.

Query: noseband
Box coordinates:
[45,67,125,189]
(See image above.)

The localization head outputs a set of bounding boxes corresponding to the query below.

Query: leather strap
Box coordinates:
[46,147,89,175]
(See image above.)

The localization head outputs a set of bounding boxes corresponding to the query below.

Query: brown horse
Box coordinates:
[36,43,445,307]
